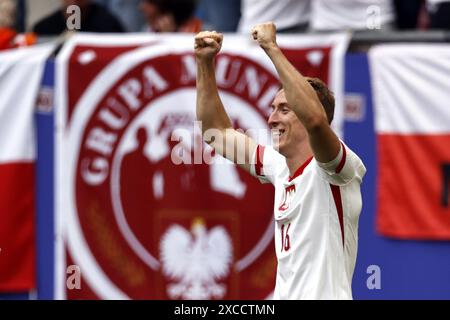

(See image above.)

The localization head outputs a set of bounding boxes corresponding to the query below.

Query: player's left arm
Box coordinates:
[252,22,340,164]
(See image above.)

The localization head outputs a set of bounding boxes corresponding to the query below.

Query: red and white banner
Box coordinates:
[0,43,54,291]
[370,44,450,239]
[55,33,348,299]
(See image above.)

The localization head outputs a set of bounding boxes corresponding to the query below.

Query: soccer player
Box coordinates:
[195,22,366,299]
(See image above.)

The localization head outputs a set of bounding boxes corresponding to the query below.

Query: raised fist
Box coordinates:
[194,31,223,60]
[251,22,277,51]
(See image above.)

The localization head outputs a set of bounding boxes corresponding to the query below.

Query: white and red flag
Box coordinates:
[370,44,450,239]
[0,43,54,291]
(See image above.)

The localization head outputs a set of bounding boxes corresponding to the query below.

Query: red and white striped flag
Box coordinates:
[0,44,53,291]
[370,44,450,239]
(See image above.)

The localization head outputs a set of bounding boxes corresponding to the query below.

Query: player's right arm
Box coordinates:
[195,31,257,173]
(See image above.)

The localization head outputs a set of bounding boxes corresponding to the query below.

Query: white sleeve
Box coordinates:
[316,142,366,186]
[250,145,282,185]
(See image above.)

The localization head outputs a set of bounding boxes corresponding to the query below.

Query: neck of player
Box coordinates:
[284,142,314,178]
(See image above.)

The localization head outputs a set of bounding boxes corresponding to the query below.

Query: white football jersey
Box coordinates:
[251,142,366,300]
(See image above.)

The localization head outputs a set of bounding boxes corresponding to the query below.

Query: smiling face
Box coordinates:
[268,90,307,158]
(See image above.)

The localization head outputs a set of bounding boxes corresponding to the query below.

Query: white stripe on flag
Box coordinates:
[369,44,450,134]
[0,43,55,163]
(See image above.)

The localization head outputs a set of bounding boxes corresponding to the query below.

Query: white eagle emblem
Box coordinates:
[159,218,233,300]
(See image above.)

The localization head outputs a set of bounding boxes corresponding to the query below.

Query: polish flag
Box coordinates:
[370,44,450,239]
[0,44,53,291]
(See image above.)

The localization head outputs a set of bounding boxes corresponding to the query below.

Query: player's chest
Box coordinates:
[273,178,329,256]
[273,167,329,219]
[274,175,315,221]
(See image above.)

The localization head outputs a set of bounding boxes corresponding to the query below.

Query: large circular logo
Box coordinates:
[65,44,280,299]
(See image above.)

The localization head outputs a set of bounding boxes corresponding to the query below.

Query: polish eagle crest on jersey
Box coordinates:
[278,185,297,213]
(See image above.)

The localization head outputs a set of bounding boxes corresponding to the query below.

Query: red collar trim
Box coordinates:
[288,156,313,182]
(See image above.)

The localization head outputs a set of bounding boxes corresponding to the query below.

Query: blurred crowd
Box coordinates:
[1,0,450,50]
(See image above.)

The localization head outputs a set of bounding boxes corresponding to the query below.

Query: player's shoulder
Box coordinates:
[313,140,367,185]
[332,140,366,172]
[341,141,367,176]
[262,144,284,157]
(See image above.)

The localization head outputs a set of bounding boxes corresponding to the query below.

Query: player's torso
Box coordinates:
[272,161,352,299]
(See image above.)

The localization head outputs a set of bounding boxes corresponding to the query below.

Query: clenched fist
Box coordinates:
[194,31,223,60]
[251,22,277,51]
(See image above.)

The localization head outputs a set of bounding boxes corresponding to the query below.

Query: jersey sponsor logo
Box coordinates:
[62,43,279,299]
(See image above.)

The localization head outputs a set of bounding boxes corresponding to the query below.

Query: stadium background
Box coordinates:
[1,0,449,300]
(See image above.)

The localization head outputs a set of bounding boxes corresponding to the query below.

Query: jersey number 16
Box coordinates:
[280,223,291,252]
